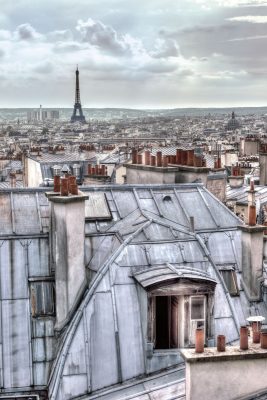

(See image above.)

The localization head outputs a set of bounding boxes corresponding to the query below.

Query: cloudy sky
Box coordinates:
[1,0,267,108]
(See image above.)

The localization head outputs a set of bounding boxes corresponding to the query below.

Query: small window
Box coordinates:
[189,296,206,345]
[30,281,55,317]
[220,270,239,296]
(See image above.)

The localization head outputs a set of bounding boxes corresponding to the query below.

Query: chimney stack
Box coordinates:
[9,172,16,188]
[156,151,162,167]
[47,189,88,330]
[132,148,137,164]
[239,211,265,301]
[145,150,151,166]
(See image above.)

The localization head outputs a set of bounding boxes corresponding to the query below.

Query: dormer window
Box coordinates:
[133,264,216,350]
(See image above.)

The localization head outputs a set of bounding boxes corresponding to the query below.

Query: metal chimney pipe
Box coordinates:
[60,177,69,196]
[240,326,248,350]
[195,328,204,353]
[54,175,60,192]
[157,151,162,167]
[217,335,226,352]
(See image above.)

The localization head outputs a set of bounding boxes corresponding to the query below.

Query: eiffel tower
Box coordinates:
[71,66,86,123]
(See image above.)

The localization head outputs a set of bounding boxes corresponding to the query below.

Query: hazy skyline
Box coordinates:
[1,0,267,108]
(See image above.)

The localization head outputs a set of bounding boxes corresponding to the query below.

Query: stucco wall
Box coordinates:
[185,355,267,400]
[27,157,43,187]
[127,168,176,184]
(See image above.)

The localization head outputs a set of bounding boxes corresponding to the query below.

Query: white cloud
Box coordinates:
[191,0,267,7]
[228,34,267,40]
[151,38,180,58]
[14,23,43,41]
[47,29,73,41]
[228,15,267,23]
[76,18,139,56]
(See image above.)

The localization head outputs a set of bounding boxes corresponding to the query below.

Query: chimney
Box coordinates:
[47,189,88,330]
[54,175,60,192]
[9,172,16,188]
[181,150,188,165]
[239,213,265,301]
[151,155,156,166]
[163,155,168,167]
[137,154,142,165]
[156,151,162,167]
[187,149,194,166]
[229,164,243,188]
[176,148,181,165]
[132,148,137,164]
[145,150,151,166]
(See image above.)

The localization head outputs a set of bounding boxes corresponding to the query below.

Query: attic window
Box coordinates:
[220,270,239,296]
[163,195,172,202]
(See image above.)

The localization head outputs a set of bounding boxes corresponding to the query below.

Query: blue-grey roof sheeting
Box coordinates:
[49,184,250,399]
[2,299,32,388]
[207,232,237,265]
[85,235,121,271]
[0,194,13,234]
[133,265,216,288]
[227,185,267,203]
[0,191,50,236]
[0,184,258,399]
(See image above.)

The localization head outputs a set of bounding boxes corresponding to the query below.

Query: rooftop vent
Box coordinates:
[52,164,61,177]
[163,195,172,202]
[73,163,81,177]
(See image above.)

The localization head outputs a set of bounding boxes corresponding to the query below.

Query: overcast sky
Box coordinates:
[1,0,267,108]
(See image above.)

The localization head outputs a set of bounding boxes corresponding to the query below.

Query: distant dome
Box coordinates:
[226,111,240,131]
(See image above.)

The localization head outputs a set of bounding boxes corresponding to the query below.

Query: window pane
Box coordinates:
[191,296,204,320]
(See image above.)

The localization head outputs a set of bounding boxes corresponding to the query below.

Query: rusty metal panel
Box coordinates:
[0,194,12,235]
[0,240,28,300]
[28,238,50,277]
[2,299,32,388]
[30,281,54,317]
[13,193,40,234]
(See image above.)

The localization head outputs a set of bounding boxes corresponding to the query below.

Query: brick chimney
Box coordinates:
[239,180,265,301]
[229,164,243,188]
[47,187,88,330]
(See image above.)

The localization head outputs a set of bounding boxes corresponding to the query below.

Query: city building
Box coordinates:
[0,181,266,399]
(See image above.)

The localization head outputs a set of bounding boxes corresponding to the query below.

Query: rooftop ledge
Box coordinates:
[45,191,89,203]
[180,343,267,363]
[123,164,180,172]
[238,224,266,233]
